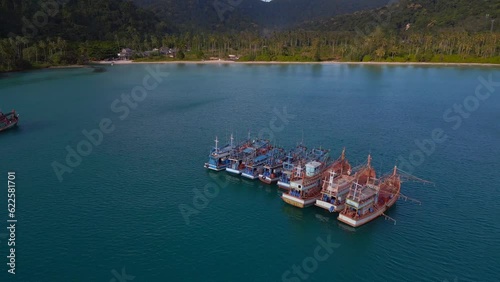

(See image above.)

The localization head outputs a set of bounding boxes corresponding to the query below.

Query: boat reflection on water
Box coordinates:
[205,169,241,187]
[314,213,330,223]
[280,202,306,222]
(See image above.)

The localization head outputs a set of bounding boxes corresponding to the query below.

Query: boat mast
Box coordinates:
[339,147,346,174]
[363,154,372,183]
[230,133,234,147]
[295,164,303,179]
[214,136,219,153]
[329,170,336,187]
[353,182,359,199]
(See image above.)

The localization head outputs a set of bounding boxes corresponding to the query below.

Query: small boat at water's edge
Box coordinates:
[0,110,19,133]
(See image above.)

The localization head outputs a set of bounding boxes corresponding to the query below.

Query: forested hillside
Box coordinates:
[302,0,499,33]
[1,0,499,72]
[0,0,172,39]
[133,0,391,30]
[0,0,171,71]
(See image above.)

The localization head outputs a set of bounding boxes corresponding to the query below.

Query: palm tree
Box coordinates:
[38,40,47,61]
[151,36,159,49]
[56,37,66,55]
[48,39,57,58]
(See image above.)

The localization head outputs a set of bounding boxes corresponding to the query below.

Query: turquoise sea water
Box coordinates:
[0,63,499,282]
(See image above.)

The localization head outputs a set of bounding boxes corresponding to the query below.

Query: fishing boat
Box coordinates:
[276,144,308,190]
[225,135,254,175]
[338,164,401,228]
[204,135,235,171]
[258,147,288,184]
[226,138,270,175]
[315,152,376,213]
[241,152,272,180]
[281,148,330,208]
[0,110,19,133]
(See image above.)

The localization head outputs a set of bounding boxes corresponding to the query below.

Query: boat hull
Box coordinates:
[204,163,228,171]
[338,195,399,227]
[314,200,344,213]
[241,173,258,180]
[277,181,291,191]
[226,168,242,175]
[338,211,381,227]
[258,175,279,185]
[0,120,18,132]
[281,193,319,208]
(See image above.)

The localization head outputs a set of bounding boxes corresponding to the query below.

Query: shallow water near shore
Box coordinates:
[0,63,499,281]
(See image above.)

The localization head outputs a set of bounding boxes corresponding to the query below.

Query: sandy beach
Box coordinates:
[2,60,497,75]
[48,65,89,69]
[91,60,500,67]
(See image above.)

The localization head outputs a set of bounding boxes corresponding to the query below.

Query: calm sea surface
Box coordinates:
[0,63,499,282]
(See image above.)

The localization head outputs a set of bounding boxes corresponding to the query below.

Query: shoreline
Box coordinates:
[0,64,116,75]
[47,65,88,69]
[2,60,499,75]
[90,60,500,67]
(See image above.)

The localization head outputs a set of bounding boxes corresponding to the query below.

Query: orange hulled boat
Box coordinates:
[337,163,401,227]
[315,152,377,213]
[280,147,330,208]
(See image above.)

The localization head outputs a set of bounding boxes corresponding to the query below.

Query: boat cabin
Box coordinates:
[345,183,379,215]
[243,147,255,154]
[305,161,322,177]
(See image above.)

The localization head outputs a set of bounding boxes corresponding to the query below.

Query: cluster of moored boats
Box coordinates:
[204,135,417,228]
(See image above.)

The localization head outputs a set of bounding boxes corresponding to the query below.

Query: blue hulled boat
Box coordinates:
[243,147,286,180]
[257,147,288,184]
[204,135,235,171]
[226,138,271,176]
[276,144,308,190]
